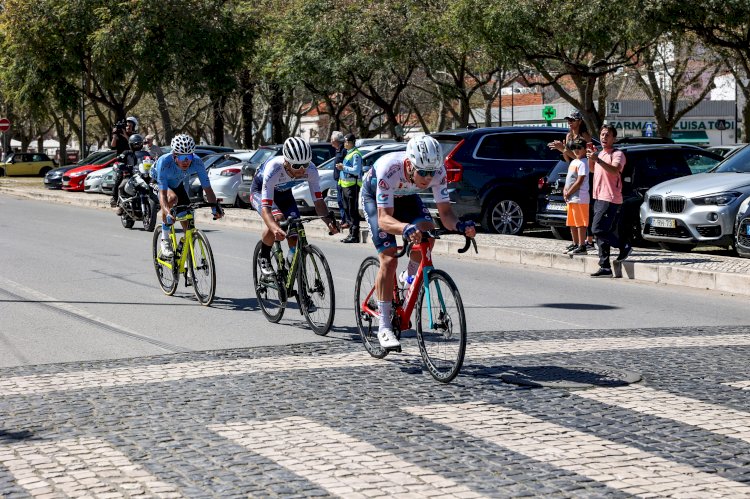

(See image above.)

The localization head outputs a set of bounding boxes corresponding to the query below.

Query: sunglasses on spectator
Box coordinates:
[415,169,435,177]
[174,154,192,162]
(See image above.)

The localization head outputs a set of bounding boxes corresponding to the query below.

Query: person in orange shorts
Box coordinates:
[563,138,590,254]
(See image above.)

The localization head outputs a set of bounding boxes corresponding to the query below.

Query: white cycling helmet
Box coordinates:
[126,116,139,131]
[407,135,442,171]
[282,137,312,166]
[171,134,196,155]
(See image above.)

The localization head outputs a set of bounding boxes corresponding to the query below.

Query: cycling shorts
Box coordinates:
[361,192,433,253]
[251,189,300,220]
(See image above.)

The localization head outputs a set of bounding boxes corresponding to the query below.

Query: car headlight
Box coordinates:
[736,198,750,221]
[691,191,741,206]
[71,170,93,178]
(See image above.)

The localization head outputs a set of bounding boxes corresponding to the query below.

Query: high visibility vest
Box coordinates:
[339,147,363,187]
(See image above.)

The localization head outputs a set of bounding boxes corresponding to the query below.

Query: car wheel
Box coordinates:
[39,167,52,177]
[483,197,525,235]
[550,226,570,240]
[658,242,695,252]
[0,167,5,176]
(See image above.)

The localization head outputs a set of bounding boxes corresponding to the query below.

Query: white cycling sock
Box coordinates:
[161,223,170,241]
[378,300,392,330]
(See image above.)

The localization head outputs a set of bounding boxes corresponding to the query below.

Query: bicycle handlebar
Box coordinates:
[394,229,478,258]
[279,213,339,235]
[170,202,223,220]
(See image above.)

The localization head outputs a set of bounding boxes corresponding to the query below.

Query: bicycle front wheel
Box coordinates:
[152,229,178,296]
[415,269,467,383]
[297,245,335,335]
[354,256,388,359]
[189,230,216,306]
[252,241,287,323]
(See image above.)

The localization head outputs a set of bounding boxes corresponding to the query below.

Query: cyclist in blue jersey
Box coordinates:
[251,137,339,275]
[154,134,223,257]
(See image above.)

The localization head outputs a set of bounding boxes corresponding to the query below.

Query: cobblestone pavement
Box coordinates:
[2,326,750,497]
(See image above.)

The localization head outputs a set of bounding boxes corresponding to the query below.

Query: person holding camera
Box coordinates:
[110,116,139,154]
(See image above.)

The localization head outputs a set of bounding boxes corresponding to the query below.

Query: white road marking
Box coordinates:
[209,417,485,498]
[406,402,750,497]
[723,380,750,390]
[0,437,183,498]
[574,385,750,444]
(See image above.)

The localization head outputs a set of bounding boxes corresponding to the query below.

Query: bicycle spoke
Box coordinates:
[189,231,216,306]
[298,246,335,336]
[252,241,287,323]
[416,270,466,382]
[152,228,178,295]
[354,256,388,359]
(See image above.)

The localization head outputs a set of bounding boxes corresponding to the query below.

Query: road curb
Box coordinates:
[5,184,750,297]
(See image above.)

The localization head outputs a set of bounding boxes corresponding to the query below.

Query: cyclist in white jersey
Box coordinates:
[361,135,476,350]
[251,137,339,275]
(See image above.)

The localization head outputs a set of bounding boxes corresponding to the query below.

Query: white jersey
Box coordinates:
[256,156,322,208]
[365,151,450,209]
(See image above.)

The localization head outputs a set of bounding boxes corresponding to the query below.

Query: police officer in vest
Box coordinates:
[336,133,363,243]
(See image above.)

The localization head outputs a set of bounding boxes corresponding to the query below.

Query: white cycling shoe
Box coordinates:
[160,238,174,258]
[378,328,401,350]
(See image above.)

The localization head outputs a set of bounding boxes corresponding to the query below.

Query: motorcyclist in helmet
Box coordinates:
[111,133,150,214]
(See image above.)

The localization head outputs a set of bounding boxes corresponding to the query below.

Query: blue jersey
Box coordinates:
[154,154,210,192]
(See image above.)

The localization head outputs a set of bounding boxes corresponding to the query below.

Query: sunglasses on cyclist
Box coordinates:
[287,162,306,170]
[174,154,192,162]
[415,169,435,178]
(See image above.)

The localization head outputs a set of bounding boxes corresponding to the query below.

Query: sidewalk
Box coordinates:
[4,179,750,297]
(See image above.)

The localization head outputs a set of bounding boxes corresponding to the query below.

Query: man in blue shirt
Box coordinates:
[153,134,223,257]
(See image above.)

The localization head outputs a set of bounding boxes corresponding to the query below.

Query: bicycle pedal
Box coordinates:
[385,345,402,353]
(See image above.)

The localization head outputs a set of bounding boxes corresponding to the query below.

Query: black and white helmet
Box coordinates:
[171,134,195,155]
[126,116,139,131]
[407,135,442,172]
[282,137,312,166]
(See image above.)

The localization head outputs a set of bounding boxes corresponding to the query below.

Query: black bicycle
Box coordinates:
[252,216,335,335]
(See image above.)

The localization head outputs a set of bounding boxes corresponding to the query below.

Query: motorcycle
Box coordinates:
[116,156,158,232]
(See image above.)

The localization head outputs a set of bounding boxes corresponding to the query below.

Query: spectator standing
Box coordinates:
[588,124,632,277]
[330,131,349,228]
[562,138,590,255]
[548,111,595,248]
[337,133,363,243]
[145,134,163,158]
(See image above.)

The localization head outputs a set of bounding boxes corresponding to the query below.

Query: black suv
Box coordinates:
[536,144,723,241]
[424,126,568,234]
[236,143,336,207]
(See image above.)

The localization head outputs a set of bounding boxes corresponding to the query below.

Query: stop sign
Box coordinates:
[0,118,10,132]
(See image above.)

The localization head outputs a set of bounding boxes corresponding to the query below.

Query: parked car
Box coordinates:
[615,136,674,145]
[420,126,568,234]
[100,167,117,195]
[236,143,336,207]
[734,196,750,258]
[62,153,119,191]
[0,152,56,176]
[706,144,746,159]
[640,144,750,252]
[190,151,256,206]
[296,144,406,214]
[537,144,723,242]
[84,166,116,194]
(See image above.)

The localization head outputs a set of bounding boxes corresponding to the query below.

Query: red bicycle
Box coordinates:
[354,230,477,382]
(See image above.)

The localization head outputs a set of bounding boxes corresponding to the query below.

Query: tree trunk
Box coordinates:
[270,82,285,144]
[212,94,226,146]
[155,86,173,143]
[240,71,254,149]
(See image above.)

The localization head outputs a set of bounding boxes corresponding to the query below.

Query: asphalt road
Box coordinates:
[1,194,749,367]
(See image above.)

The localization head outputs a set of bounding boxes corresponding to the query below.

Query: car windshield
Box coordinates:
[317,157,336,170]
[708,145,750,173]
[250,148,278,167]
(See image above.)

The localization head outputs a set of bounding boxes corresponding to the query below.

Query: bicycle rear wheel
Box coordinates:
[354,256,388,359]
[297,245,335,335]
[415,269,466,383]
[189,230,216,306]
[152,229,178,295]
[252,240,287,322]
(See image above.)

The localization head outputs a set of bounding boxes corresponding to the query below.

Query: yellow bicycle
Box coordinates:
[152,203,217,306]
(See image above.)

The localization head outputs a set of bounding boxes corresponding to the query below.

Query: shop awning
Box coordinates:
[671,131,710,145]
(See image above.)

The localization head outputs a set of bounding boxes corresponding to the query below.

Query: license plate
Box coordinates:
[652,218,676,228]
[327,200,339,209]
[546,202,567,212]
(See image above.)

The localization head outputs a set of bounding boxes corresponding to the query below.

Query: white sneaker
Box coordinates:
[258,257,275,276]
[378,328,400,349]
[160,238,173,258]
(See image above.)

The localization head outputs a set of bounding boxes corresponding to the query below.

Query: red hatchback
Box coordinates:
[62,152,118,191]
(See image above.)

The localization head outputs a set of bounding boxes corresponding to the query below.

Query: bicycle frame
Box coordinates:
[273,218,323,296]
[156,211,197,275]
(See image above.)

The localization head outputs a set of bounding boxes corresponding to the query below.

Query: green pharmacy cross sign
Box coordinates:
[542,106,557,123]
